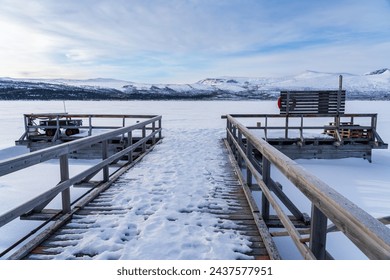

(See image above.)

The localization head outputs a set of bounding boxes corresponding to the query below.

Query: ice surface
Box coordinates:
[0,100,389,259]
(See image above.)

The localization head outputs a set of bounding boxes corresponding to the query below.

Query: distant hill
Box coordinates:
[1,69,389,100]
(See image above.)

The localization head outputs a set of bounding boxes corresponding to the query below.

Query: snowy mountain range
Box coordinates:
[1,69,389,100]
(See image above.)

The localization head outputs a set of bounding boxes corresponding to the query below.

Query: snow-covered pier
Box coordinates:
[0,115,278,260]
[17,135,277,260]
[1,101,390,260]
[0,114,164,259]
[224,114,390,259]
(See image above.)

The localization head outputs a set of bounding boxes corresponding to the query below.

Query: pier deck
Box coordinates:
[20,141,276,260]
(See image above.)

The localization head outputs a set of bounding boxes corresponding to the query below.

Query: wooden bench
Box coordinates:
[278,90,346,115]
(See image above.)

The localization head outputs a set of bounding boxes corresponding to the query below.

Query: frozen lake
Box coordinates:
[0,100,389,259]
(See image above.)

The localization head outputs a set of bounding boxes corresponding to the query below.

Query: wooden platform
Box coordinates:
[19,142,277,260]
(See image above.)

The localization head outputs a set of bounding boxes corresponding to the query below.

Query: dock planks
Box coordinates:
[21,141,275,260]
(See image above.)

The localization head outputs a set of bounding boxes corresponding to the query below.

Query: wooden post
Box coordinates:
[142,126,146,152]
[59,154,71,213]
[23,115,29,140]
[227,119,232,145]
[285,92,292,138]
[286,92,290,115]
[232,125,237,159]
[299,115,304,143]
[262,157,271,221]
[337,75,343,115]
[237,131,243,167]
[88,116,92,136]
[372,114,377,131]
[246,141,253,186]
[152,122,156,145]
[310,205,328,259]
[102,140,109,182]
[158,119,162,139]
[339,75,343,91]
[52,115,60,142]
[128,131,133,163]
[121,117,126,143]
[334,115,342,142]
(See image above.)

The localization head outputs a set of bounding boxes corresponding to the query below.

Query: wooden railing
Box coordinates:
[0,115,162,230]
[18,113,162,143]
[227,113,385,143]
[225,114,390,259]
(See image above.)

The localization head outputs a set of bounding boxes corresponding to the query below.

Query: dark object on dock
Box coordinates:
[16,113,163,159]
[38,119,82,136]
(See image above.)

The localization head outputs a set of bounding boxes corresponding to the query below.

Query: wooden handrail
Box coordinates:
[222,113,378,119]
[226,114,390,259]
[24,113,159,119]
[1,115,161,176]
[0,115,162,229]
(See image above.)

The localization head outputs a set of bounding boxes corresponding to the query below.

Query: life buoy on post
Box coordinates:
[277,96,282,109]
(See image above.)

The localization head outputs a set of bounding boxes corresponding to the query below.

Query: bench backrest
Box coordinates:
[278,90,346,115]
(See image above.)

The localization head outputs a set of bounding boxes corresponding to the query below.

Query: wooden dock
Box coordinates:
[225,114,390,259]
[9,141,278,260]
[1,109,390,260]
[16,113,162,159]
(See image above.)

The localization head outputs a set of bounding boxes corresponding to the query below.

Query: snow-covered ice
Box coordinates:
[0,100,389,260]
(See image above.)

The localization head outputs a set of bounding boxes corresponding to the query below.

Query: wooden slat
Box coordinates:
[279,90,346,114]
[13,139,273,260]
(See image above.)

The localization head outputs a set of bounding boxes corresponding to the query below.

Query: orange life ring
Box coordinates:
[277,96,282,109]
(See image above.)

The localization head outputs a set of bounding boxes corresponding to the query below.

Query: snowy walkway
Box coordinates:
[27,128,262,260]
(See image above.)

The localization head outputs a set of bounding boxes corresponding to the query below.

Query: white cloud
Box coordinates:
[0,0,389,82]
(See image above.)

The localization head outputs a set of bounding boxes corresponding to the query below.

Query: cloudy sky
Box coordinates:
[1,0,389,83]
